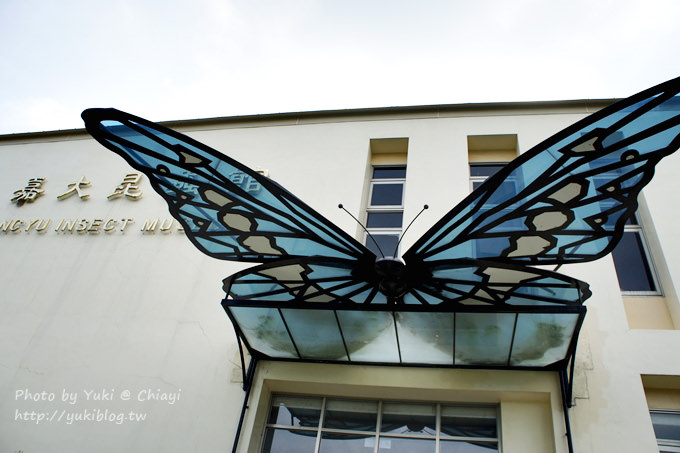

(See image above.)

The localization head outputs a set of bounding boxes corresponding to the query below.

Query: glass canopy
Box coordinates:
[223,300,585,370]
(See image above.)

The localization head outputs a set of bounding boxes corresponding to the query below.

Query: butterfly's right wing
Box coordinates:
[404,77,680,266]
[83,108,371,263]
[402,259,589,307]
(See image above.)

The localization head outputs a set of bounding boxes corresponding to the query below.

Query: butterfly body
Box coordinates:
[373,257,409,303]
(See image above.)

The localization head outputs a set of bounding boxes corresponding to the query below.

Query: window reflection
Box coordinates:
[263,396,499,453]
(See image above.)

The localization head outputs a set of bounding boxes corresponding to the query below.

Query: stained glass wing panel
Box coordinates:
[82,108,370,263]
[223,257,386,304]
[405,77,680,265]
[402,259,590,307]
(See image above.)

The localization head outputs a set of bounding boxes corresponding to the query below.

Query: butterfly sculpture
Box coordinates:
[82,77,680,366]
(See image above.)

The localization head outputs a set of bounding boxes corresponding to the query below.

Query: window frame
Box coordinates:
[364,165,406,258]
[651,409,680,452]
[613,214,663,296]
[261,394,501,453]
[469,162,509,193]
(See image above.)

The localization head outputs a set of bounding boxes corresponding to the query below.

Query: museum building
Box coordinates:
[1,95,680,453]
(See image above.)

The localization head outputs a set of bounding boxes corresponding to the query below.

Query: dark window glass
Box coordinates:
[441,406,497,438]
[381,402,436,435]
[267,395,322,427]
[366,212,403,228]
[324,399,377,432]
[366,234,399,258]
[370,183,403,206]
[263,395,499,453]
[651,410,680,451]
[612,231,656,292]
[262,428,318,453]
[440,440,498,452]
[373,167,407,179]
[469,164,505,178]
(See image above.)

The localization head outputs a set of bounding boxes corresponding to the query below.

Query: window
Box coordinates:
[612,214,661,294]
[262,395,499,453]
[469,163,508,192]
[469,162,523,259]
[651,410,680,452]
[365,166,406,258]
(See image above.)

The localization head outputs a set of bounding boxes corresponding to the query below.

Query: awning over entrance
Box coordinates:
[222,301,586,370]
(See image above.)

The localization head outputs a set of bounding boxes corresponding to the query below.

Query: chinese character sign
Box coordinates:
[107,174,143,200]
[11,178,46,205]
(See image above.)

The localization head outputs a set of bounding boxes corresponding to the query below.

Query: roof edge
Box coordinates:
[0,98,618,142]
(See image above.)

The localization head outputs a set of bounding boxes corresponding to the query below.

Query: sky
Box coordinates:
[1,0,680,135]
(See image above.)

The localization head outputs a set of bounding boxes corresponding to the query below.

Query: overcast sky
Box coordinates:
[2,0,680,135]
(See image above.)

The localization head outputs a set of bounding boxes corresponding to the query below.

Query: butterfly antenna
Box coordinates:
[338,204,386,258]
[393,204,429,258]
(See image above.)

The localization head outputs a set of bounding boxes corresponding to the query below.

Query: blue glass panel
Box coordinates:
[336,311,399,362]
[373,167,406,179]
[371,183,404,206]
[366,234,399,258]
[366,212,403,228]
[510,313,579,366]
[455,313,515,365]
[228,307,297,358]
[280,309,347,360]
[510,284,581,305]
[470,164,505,177]
[612,231,656,291]
[395,312,453,364]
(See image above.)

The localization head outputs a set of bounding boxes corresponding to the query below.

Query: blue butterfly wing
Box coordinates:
[402,259,589,306]
[82,108,372,263]
[404,77,680,265]
[223,257,387,304]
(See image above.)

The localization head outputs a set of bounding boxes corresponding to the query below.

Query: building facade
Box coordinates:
[1,99,679,452]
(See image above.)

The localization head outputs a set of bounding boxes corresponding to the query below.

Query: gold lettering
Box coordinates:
[25,219,41,232]
[104,219,117,232]
[160,218,174,233]
[108,174,143,200]
[55,219,78,233]
[141,218,159,233]
[88,219,103,233]
[57,176,91,200]
[76,219,89,233]
[35,219,51,233]
[10,220,24,232]
[11,178,46,205]
[120,218,134,232]
[1,220,13,233]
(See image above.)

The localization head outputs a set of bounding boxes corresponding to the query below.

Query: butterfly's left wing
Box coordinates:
[404,77,680,267]
[83,108,372,264]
